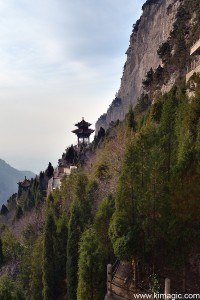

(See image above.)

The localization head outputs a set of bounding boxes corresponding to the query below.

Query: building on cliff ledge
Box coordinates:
[48,165,77,193]
[186,37,200,82]
[17,176,31,192]
[72,117,94,145]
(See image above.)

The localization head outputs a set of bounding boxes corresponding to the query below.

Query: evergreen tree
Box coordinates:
[0,204,8,215]
[65,145,78,165]
[97,127,105,140]
[159,87,178,181]
[66,173,88,300]
[30,236,43,300]
[0,274,25,299]
[55,212,68,298]
[77,227,105,300]
[42,211,57,300]
[84,180,98,223]
[45,162,54,179]
[109,134,144,261]
[15,205,23,220]
[127,105,136,131]
[67,204,82,300]
[94,194,115,257]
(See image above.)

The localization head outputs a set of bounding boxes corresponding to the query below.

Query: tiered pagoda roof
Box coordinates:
[72,118,94,143]
[74,119,92,128]
[17,176,31,189]
[72,118,94,138]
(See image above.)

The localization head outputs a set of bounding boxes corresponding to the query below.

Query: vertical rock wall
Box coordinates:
[95,0,180,133]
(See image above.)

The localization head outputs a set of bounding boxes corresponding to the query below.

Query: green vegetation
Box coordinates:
[0,82,200,296]
[1,0,200,296]
[77,227,105,300]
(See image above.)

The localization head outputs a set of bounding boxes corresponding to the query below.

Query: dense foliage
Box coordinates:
[1,0,200,297]
[0,82,200,297]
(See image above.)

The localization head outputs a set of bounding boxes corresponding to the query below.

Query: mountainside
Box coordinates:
[0,159,35,205]
[96,0,180,132]
[1,0,200,298]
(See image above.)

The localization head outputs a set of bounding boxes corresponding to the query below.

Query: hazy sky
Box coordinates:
[0,0,144,173]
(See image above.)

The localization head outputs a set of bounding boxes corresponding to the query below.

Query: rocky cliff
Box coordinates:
[96,0,180,133]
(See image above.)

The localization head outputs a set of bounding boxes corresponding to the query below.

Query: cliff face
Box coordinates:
[96,0,180,133]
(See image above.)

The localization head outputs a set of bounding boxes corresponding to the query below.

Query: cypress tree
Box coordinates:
[42,211,57,300]
[67,204,81,300]
[94,194,115,257]
[66,173,88,300]
[30,236,43,300]
[77,227,105,300]
[45,162,54,179]
[55,212,68,298]
[159,87,177,180]
[84,180,98,223]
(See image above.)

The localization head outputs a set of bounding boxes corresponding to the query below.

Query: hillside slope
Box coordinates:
[0,159,35,205]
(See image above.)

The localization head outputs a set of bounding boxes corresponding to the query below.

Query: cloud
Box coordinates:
[0,0,143,172]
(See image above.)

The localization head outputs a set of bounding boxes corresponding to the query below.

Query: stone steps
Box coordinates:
[109,261,151,300]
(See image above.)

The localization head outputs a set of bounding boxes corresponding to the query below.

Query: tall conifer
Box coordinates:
[42,212,57,300]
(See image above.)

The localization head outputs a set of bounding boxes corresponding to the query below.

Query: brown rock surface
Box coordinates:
[96,0,180,133]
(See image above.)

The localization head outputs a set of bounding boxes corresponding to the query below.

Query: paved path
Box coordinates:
[105,293,127,300]
[106,261,151,300]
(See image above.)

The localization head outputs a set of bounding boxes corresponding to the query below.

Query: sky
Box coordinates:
[0,0,144,174]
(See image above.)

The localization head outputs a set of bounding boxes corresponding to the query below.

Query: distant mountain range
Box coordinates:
[0,159,35,206]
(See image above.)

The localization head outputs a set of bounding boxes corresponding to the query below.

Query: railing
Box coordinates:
[109,279,152,299]
[109,261,151,299]
[106,263,171,300]
[112,259,121,279]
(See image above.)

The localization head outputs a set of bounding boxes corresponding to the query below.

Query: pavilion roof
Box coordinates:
[17,176,31,188]
[72,128,94,135]
[74,118,92,128]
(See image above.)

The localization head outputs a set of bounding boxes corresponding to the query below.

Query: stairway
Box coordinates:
[107,261,151,300]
